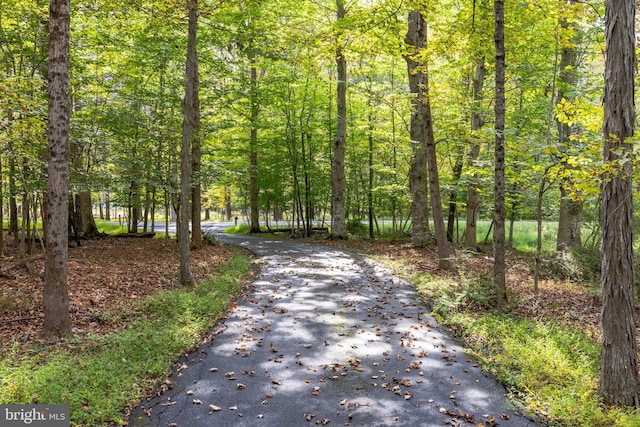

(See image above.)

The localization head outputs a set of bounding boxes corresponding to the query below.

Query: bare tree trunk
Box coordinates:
[105,193,110,221]
[447,148,464,242]
[556,186,583,250]
[493,0,507,304]
[535,166,552,295]
[189,0,202,249]
[249,64,260,233]
[179,0,198,286]
[556,1,583,251]
[404,11,429,247]
[0,154,3,257]
[331,0,347,239]
[77,191,97,236]
[368,112,374,240]
[43,0,71,339]
[225,187,232,221]
[8,144,18,241]
[599,0,638,406]
[465,58,486,249]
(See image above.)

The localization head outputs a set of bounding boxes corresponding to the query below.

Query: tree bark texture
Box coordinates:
[249,62,260,233]
[179,0,198,286]
[404,11,430,247]
[0,154,4,257]
[599,0,639,407]
[556,186,583,250]
[405,11,453,270]
[189,0,202,249]
[331,0,347,239]
[43,0,72,338]
[465,58,485,250]
[556,2,583,251]
[493,0,507,304]
[9,144,18,239]
[425,89,454,270]
[447,149,463,242]
[69,139,98,237]
[78,191,98,236]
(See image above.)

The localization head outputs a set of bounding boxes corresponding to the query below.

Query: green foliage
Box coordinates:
[346,218,368,237]
[0,253,250,426]
[94,219,127,235]
[225,224,250,234]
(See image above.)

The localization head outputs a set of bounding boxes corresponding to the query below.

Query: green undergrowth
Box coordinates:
[378,256,640,427]
[0,252,250,426]
[225,224,250,234]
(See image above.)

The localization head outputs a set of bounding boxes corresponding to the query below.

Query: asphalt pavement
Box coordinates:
[128,225,540,427]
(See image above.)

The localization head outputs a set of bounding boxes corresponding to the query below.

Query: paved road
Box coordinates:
[129,226,539,426]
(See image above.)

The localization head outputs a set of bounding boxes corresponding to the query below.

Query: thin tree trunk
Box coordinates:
[189,0,201,249]
[0,154,3,257]
[422,74,453,269]
[179,0,198,286]
[105,193,110,221]
[331,0,347,239]
[249,57,260,233]
[465,58,485,250]
[368,75,374,240]
[599,0,638,406]
[493,0,507,304]
[9,143,18,240]
[225,187,232,221]
[556,0,583,251]
[405,11,429,247]
[43,0,71,339]
[447,148,464,242]
[535,166,552,295]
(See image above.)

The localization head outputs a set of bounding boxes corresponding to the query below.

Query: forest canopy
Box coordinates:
[0,0,607,244]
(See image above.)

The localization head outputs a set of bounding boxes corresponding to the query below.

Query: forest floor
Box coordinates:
[0,230,631,351]
[0,232,234,349]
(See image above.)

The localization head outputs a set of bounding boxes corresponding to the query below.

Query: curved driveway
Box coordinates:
[129,225,539,427]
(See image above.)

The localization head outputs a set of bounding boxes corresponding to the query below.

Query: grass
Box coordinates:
[0,252,251,426]
[379,257,640,427]
[94,219,127,234]
[225,224,250,234]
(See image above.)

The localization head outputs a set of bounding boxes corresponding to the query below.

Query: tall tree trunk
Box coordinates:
[43,0,71,339]
[225,187,232,221]
[599,0,638,406]
[331,0,347,239]
[556,186,583,250]
[179,0,198,286]
[0,154,4,257]
[8,143,18,240]
[69,120,98,237]
[368,112,374,240]
[367,75,374,240]
[465,58,486,249]
[249,63,260,233]
[189,0,201,249]
[423,63,453,270]
[405,11,429,247]
[493,0,507,304]
[447,148,464,242]
[77,192,97,236]
[405,11,453,270]
[555,2,583,251]
[105,193,110,221]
